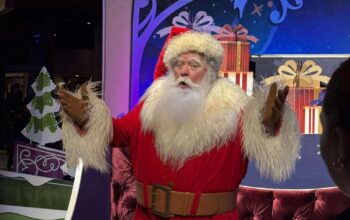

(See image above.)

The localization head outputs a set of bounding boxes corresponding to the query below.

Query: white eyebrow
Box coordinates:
[173,58,183,64]
[188,58,202,64]
[174,57,203,65]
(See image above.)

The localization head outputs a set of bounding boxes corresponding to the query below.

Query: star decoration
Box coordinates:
[251,3,263,16]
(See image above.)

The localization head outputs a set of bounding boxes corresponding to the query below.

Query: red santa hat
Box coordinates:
[153,27,224,80]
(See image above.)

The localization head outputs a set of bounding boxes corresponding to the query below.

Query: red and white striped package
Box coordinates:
[219,41,250,72]
[218,71,254,96]
[304,106,323,134]
[286,87,324,133]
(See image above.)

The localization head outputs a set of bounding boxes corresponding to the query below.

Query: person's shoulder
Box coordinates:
[335,208,350,220]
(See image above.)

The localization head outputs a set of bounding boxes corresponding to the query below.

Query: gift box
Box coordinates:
[264,60,329,88]
[264,59,330,134]
[304,106,323,134]
[283,77,320,88]
[218,71,254,96]
[214,24,258,72]
[220,41,250,72]
[286,87,325,133]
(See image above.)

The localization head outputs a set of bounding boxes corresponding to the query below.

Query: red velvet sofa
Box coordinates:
[238,185,350,220]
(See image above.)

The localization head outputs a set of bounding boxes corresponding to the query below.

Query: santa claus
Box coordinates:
[58,28,300,219]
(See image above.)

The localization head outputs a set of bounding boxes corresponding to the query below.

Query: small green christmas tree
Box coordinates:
[22,67,62,145]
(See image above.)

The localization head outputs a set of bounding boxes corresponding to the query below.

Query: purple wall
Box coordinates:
[103,0,132,116]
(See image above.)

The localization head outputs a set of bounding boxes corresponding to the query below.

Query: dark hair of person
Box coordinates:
[322,57,350,132]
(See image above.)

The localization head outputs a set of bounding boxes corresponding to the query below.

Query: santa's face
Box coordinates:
[172,52,208,89]
[144,61,216,167]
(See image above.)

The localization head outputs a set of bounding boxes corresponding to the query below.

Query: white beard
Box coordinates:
[140,71,248,168]
[153,73,211,130]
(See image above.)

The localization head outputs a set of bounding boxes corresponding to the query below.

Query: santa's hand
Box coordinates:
[261,83,289,135]
[58,83,89,128]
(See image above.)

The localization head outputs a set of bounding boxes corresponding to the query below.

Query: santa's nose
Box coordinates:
[181,72,189,77]
[180,65,189,77]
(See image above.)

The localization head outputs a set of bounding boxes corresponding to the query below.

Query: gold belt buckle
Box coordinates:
[151,184,172,218]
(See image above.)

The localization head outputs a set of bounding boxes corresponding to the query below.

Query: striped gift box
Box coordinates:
[218,71,254,96]
[304,106,323,134]
[219,41,250,72]
[287,88,325,133]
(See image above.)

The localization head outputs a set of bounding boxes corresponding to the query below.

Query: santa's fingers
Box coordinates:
[57,94,67,103]
[61,91,84,106]
[59,99,68,107]
[57,89,71,100]
[274,97,283,111]
[277,90,285,108]
[271,105,282,122]
[266,83,278,103]
[59,97,67,103]
[61,103,74,114]
[57,92,67,101]
[58,95,75,107]
[278,89,284,100]
[277,86,289,105]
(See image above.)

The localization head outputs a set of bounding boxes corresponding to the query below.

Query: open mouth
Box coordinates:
[179,81,189,89]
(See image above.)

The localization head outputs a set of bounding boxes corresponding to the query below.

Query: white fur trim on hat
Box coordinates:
[163,31,224,70]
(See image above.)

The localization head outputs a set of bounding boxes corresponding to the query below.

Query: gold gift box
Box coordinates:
[283,78,321,88]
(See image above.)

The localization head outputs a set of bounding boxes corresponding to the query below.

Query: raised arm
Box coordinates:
[242,82,301,182]
[58,82,113,172]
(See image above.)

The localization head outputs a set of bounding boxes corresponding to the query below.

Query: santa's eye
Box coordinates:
[190,63,200,68]
[174,61,185,67]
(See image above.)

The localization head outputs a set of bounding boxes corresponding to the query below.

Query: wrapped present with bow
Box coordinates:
[215,24,257,96]
[214,24,258,72]
[264,60,330,88]
[263,60,330,133]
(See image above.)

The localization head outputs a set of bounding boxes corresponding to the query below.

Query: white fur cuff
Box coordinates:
[61,82,113,172]
[242,85,301,182]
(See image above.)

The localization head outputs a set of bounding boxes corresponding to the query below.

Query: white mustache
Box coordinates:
[172,77,199,89]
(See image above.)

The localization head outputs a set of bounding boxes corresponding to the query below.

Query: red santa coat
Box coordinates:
[61,77,300,219]
[112,79,250,219]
